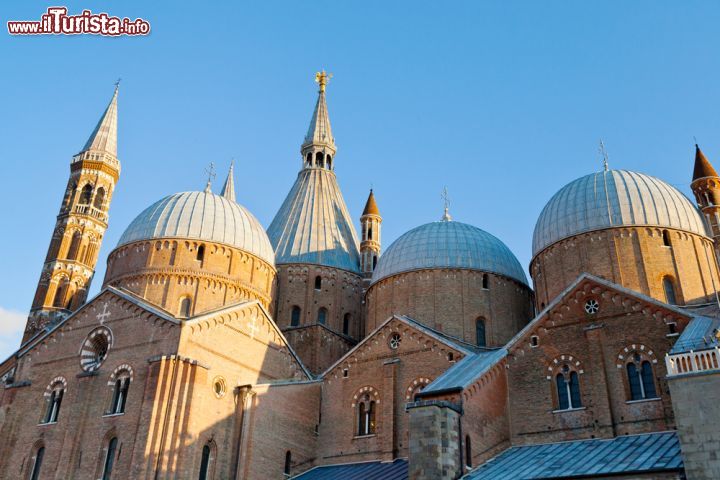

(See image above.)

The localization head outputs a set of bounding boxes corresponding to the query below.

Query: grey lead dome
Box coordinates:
[532,169,709,257]
[370,220,528,286]
[117,191,275,265]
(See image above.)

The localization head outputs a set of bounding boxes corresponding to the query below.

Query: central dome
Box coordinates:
[117,191,275,265]
[371,220,528,286]
[532,169,709,257]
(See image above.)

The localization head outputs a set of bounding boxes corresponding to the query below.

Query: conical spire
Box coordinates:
[362,189,380,216]
[80,84,119,157]
[693,144,718,181]
[221,161,236,202]
[303,71,335,150]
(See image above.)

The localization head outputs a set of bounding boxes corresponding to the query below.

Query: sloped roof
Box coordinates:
[293,459,407,480]
[464,431,682,480]
[362,190,380,216]
[303,87,335,149]
[669,315,720,354]
[419,348,507,396]
[81,86,118,157]
[693,145,718,181]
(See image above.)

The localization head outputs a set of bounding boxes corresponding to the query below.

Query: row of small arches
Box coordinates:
[64,183,107,210]
[305,151,333,169]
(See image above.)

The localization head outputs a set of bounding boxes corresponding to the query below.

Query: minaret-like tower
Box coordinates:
[25,86,120,343]
[360,189,382,279]
[691,144,720,253]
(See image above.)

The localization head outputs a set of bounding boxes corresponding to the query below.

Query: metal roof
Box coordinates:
[532,169,708,257]
[420,348,507,395]
[465,431,683,480]
[371,220,528,286]
[669,315,720,354]
[293,459,408,480]
[117,191,275,265]
[81,86,118,157]
[267,168,361,273]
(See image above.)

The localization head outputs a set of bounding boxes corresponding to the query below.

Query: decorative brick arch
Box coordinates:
[351,385,380,408]
[405,377,432,401]
[616,343,657,369]
[44,376,67,397]
[546,354,584,381]
[107,364,134,386]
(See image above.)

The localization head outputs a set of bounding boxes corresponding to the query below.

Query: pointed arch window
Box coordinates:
[101,437,118,480]
[357,394,376,436]
[475,317,487,347]
[317,307,327,325]
[93,187,106,209]
[29,446,45,480]
[627,354,658,400]
[663,276,677,305]
[291,306,301,327]
[79,184,93,204]
[555,365,582,410]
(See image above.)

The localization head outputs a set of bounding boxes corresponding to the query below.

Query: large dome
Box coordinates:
[370,220,528,286]
[117,191,275,265]
[532,169,709,257]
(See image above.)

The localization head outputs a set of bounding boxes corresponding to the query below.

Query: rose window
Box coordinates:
[584,299,600,315]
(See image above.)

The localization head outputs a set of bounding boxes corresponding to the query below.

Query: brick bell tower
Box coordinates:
[360,189,382,280]
[25,85,120,343]
[690,144,720,255]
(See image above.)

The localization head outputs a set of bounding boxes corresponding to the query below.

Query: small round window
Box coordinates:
[389,333,402,350]
[213,377,226,398]
[584,299,600,315]
[80,326,112,372]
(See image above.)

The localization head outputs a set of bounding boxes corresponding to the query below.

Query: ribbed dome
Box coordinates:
[118,191,275,265]
[533,169,709,257]
[371,220,528,286]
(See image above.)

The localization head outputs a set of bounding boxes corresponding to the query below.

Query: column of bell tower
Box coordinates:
[25,86,120,343]
[360,189,382,280]
[691,144,720,255]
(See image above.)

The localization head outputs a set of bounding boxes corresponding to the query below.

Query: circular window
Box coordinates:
[388,333,402,350]
[213,377,226,398]
[584,299,599,315]
[80,326,112,372]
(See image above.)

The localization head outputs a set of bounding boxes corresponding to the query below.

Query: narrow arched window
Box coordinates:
[53,278,70,308]
[29,446,44,480]
[306,152,312,166]
[317,307,327,325]
[314,276,322,290]
[44,382,65,423]
[315,152,324,167]
[482,273,489,289]
[368,226,373,240]
[196,245,205,262]
[465,435,472,468]
[284,450,292,476]
[64,183,77,208]
[110,372,130,414]
[641,361,658,398]
[663,276,677,305]
[101,437,118,480]
[79,184,93,204]
[476,318,486,347]
[179,297,192,318]
[343,313,351,335]
[291,306,301,327]
[556,365,582,410]
[326,155,332,170]
[372,255,378,269]
[198,444,211,480]
[93,187,106,209]
[627,355,658,400]
[66,231,82,261]
[357,394,376,435]
[662,230,671,247]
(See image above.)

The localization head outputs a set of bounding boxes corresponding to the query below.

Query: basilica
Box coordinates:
[0,72,719,480]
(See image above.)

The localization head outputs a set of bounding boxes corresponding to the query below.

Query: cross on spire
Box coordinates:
[315,70,332,93]
[204,162,216,193]
[441,186,452,221]
[599,140,610,172]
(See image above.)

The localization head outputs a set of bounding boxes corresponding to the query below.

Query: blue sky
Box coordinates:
[1,1,719,358]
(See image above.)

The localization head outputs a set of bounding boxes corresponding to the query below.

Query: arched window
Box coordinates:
[555,365,582,410]
[306,152,312,166]
[63,183,77,208]
[29,446,45,480]
[291,306,301,327]
[475,318,486,347]
[663,276,677,305]
[43,380,65,424]
[198,444,211,480]
[66,231,82,261]
[79,184,93,204]
[317,307,327,325]
[343,313,351,335]
[101,437,118,480]
[196,244,205,262]
[93,187,106,209]
[326,155,332,169]
[284,450,292,476]
[465,435,472,468]
[357,394,376,436]
[372,255,378,269]
[368,226,373,240]
[482,273,489,289]
[53,277,70,308]
[662,230,671,247]
[314,276,322,290]
[627,354,658,400]
[315,152,324,167]
[179,297,192,318]
[110,371,131,414]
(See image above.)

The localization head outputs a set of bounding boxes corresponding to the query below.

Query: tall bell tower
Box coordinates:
[691,144,720,255]
[25,85,120,343]
[360,189,382,279]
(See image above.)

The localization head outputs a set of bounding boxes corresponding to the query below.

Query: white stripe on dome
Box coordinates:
[532,170,709,257]
[117,191,275,265]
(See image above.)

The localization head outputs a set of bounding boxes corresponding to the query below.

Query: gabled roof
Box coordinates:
[464,431,682,479]
[81,86,118,157]
[293,459,407,480]
[419,348,507,396]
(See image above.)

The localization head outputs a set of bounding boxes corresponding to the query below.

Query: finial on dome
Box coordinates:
[204,162,216,193]
[315,70,332,93]
[441,186,452,221]
[599,139,609,172]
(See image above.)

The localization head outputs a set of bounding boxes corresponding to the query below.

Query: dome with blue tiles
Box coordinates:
[118,190,275,265]
[370,220,528,286]
[532,169,709,257]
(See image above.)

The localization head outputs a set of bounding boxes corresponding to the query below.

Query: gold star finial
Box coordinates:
[315,70,332,92]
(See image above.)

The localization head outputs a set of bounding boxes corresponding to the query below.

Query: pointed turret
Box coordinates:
[221,162,236,202]
[80,85,119,157]
[301,71,336,170]
[690,144,720,257]
[360,189,382,278]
